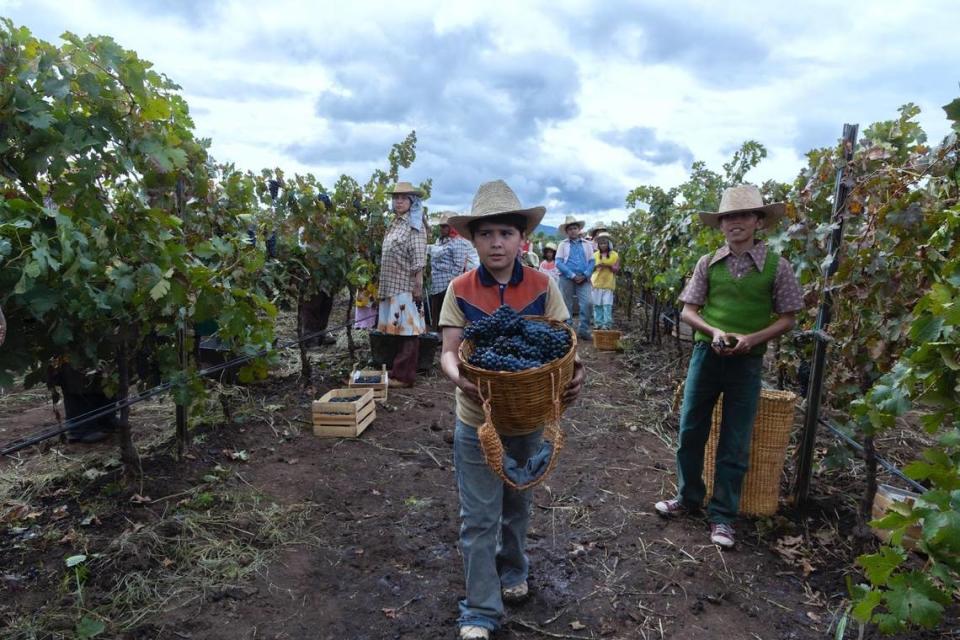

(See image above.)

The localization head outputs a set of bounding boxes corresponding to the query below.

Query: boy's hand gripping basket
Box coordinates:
[458,317,577,490]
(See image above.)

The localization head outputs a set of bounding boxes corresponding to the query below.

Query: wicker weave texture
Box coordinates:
[701,388,796,516]
[478,420,565,490]
[459,317,577,436]
[592,330,621,351]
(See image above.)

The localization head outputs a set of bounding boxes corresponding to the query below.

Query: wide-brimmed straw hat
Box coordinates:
[698,184,785,229]
[447,180,546,239]
[543,242,557,252]
[388,181,423,197]
[558,215,585,234]
[434,211,455,226]
[587,221,609,236]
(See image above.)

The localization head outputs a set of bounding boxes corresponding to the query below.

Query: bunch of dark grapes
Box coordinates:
[267,179,281,199]
[465,306,572,372]
[329,395,363,403]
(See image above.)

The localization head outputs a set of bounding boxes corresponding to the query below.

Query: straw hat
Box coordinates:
[543,242,557,252]
[558,215,585,234]
[698,184,785,229]
[435,211,455,226]
[587,221,608,236]
[388,181,423,197]
[594,232,612,241]
[447,180,546,239]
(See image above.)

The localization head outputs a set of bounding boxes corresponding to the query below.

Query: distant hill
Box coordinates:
[533,223,560,237]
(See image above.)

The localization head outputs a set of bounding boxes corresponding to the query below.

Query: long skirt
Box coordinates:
[377,292,425,336]
[377,292,424,385]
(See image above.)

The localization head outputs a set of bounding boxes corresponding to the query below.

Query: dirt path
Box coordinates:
[136,341,829,640]
[1,335,848,640]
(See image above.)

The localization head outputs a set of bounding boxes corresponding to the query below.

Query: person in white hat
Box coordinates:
[586,220,608,251]
[555,215,595,340]
[538,242,560,281]
[590,233,619,329]
[427,212,478,332]
[654,184,804,549]
[439,180,585,640]
[376,181,428,387]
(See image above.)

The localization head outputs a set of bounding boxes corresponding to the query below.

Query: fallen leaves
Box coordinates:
[774,535,816,577]
[224,449,250,462]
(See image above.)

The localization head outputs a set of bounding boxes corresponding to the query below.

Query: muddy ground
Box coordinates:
[0,313,952,639]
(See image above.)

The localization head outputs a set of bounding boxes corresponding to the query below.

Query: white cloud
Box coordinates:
[3,0,958,224]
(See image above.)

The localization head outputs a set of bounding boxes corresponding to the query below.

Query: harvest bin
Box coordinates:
[312,388,376,437]
[348,365,389,403]
[368,331,440,373]
[871,484,922,549]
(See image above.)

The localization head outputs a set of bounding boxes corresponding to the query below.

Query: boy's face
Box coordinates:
[564,223,581,240]
[473,222,524,272]
[718,210,762,244]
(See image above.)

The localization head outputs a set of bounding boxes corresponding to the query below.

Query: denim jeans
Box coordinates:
[558,277,593,337]
[676,342,763,524]
[454,418,542,631]
[592,304,613,329]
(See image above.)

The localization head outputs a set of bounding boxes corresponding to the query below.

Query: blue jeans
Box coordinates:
[558,277,593,337]
[454,418,542,631]
[676,342,763,524]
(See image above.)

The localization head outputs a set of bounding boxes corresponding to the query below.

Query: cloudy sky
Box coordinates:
[3,0,958,228]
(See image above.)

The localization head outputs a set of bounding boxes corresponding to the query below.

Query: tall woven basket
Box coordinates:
[695,388,797,516]
[459,317,577,490]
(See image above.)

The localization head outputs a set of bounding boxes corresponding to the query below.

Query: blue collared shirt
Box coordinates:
[557,238,595,280]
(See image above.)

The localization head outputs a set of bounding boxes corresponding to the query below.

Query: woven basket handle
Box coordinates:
[477,373,566,491]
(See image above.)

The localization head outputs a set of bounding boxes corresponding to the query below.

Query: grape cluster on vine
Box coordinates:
[465,306,571,372]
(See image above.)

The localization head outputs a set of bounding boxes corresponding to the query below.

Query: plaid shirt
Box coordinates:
[378,214,427,299]
[428,236,476,294]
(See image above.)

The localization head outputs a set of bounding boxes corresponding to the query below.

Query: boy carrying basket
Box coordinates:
[654,185,804,548]
[440,180,586,639]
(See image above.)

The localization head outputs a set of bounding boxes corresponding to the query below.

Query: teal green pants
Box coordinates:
[676,342,763,524]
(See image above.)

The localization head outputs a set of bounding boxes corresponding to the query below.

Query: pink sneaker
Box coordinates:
[654,498,690,517]
[710,523,735,548]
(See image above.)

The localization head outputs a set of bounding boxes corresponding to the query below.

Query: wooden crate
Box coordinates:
[312,388,376,437]
[871,484,922,550]
[348,365,389,403]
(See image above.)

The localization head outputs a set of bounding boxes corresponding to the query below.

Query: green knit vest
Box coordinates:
[694,248,779,355]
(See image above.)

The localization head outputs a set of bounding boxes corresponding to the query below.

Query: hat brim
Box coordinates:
[559,219,586,234]
[389,188,423,197]
[698,203,786,229]
[447,206,546,240]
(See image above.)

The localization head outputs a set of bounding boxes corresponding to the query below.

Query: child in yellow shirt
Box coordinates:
[590,233,619,329]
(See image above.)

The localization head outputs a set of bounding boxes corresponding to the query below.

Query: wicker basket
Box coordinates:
[696,387,797,516]
[459,317,577,437]
[592,330,621,351]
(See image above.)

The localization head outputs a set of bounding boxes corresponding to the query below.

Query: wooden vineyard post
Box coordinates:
[346,286,356,362]
[117,335,140,478]
[296,287,312,382]
[175,322,190,459]
[792,123,859,510]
